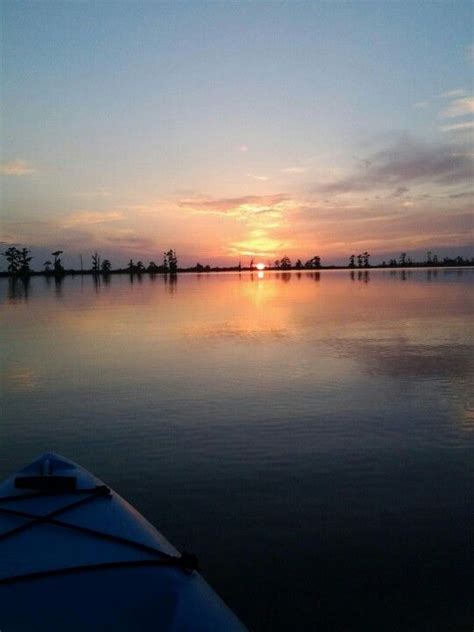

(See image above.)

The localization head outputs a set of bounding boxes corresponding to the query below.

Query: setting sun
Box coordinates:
[255,263,266,271]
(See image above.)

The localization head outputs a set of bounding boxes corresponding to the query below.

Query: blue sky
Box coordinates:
[1,1,473,267]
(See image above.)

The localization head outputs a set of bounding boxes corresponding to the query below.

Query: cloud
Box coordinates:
[0,159,35,176]
[391,186,409,198]
[179,194,291,220]
[228,228,290,258]
[440,121,474,133]
[316,136,473,195]
[75,187,112,199]
[247,174,270,181]
[440,89,467,99]
[440,96,474,118]
[448,191,473,199]
[105,234,154,246]
[281,167,308,174]
[62,211,124,227]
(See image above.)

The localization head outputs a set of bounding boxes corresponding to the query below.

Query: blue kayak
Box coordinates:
[0,453,247,631]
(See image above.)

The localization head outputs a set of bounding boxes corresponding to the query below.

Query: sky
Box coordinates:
[1,0,473,268]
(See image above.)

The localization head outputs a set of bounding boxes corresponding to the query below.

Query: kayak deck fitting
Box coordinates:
[0,453,247,631]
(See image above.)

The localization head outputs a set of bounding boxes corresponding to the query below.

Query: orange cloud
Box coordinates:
[0,159,35,176]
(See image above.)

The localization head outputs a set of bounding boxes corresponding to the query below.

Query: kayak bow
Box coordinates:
[0,452,247,631]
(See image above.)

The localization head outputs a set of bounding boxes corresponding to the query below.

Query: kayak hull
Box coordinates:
[0,453,247,631]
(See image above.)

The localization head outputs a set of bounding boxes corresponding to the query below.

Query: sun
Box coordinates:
[255,262,266,271]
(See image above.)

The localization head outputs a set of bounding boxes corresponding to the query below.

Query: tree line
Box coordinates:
[1,245,472,276]
[1,247,179,276]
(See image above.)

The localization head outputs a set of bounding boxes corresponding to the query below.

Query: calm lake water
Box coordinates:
[1,269,473,630]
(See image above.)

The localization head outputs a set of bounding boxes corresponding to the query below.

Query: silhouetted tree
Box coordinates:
[18,248,32,275]
[43,260,52,273]
[399,252,406,266]
[363,252,370,267]
[52,250,64,274]
[357,254,363,267]
[432,254,438,265]
[127,259,136,273]
[164,249,178,273]
[280,255,291,269]
[2,247,21,274]
[147,261,159,273]
[349,254,356,268]
[389,258,397,267]
[92,252,101,273]
[426,251,432,265]
[274,259,280,269]
[305,256,321,269]
[136,261,145,273]
[101,259,111,274]
[250,258,254,270]
[295,259,303,269]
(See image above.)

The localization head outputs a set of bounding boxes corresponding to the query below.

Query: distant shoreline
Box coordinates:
[1,263,473,278]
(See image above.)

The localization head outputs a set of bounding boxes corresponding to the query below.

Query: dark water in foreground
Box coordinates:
[1,269,473,630]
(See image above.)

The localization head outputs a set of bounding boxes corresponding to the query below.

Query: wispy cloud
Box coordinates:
[316,135,473,195]
[440,89,466,99]
[0,159,35,176]
[75,187,112,199]
[281,166,308,175]
[104,233,157,252]
[62,211,123,228]
[440,120,474,133]
[440,96,474,118]
[247,174,270,181]
[391,186,409,198]
[179,194,291,219]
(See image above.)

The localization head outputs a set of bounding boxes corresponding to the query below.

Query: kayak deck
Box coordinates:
[0,453,247,631]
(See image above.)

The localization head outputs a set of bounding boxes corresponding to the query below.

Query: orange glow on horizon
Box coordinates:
[255,262,266,271]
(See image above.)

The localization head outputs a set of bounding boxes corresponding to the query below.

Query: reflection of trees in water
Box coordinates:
[54,275,64,298]
[350,270,370,283]
[7,277,30,302]
[92,273,111,290]
[165,273,178,293]
[274,272,291,282]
